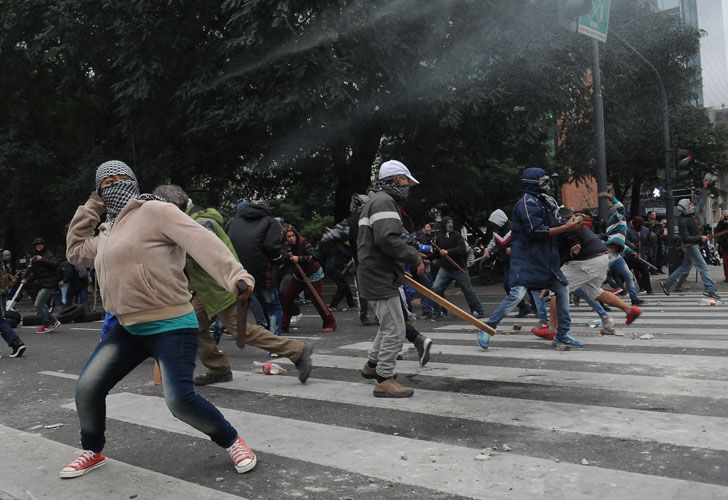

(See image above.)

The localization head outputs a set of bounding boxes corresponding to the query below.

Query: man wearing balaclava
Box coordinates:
[505,167,584,349]
[660,198,720,299]
[357,160,424,398]
[431,217,485,318]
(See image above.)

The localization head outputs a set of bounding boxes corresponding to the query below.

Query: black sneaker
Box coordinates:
[294,344,314,384]
[9,343,26,358]
[631,298,646,306]
[703,290,722,300]
[413,335,433,367]
[194,372,233,386]
[659,280,670,296]
[516,306,533,318]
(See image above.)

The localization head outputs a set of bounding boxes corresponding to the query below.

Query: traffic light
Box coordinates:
[558,0,593,30]
[674,148,693,183]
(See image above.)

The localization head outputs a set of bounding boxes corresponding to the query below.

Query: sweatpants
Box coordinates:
[367,295,406,379]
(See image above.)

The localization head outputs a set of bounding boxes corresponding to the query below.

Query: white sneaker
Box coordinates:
[600,316,616,335]
[290,313,303,324]
[227,436,257,473]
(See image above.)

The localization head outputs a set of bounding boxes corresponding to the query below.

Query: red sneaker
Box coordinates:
[322,327,336,333]
[531,326,556,340]
[227,435,257,473]
[36,325,48,334]
[60,450,107,478]
[625,306,642,325]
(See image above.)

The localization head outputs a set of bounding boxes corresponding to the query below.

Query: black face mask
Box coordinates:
[385,184,410,201]
[538,176,553,193]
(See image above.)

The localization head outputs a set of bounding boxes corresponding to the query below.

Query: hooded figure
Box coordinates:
[227,200,284,291]
[509,167,566,289]
[488,209,508,228]
[676,198,693,215]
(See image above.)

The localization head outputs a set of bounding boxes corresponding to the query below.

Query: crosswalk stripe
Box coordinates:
[338,342,728,372]
[294,354,728,399]
[215,371,728,451]
[39,370,79,380]
[420,332,728,349]
[0,424,244,500]
[61,393,728,499]
[433,324,728,336]
[496,317,725,325]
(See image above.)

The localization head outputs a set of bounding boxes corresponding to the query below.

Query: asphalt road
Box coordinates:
[1,272,728,500]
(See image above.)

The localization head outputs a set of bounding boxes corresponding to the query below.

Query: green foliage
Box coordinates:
[0,0,724,255]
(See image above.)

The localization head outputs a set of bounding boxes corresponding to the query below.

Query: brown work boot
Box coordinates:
[373,377,414,398]
[360,363,377,380]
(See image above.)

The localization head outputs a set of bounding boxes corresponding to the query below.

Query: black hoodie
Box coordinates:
[227,202,283,289]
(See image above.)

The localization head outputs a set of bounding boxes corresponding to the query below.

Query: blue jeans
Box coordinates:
[665,245,716,292]
[35,287,58,326]
[486,285,527,329]
[609,256,638,302]
[532,292,548,322]
[0,309,21,346]
[432,267,484,315]
[75,325,237,452]
[574,288,608,317]
[263,288,282,335]
[250,294,267,327]
[486,283,569,334]
[550,279,571,336]
[411,272,440,317]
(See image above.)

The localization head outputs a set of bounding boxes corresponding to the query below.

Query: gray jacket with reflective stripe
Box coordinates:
[356,190,422,300]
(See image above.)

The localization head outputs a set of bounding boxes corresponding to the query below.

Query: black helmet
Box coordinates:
[33,237,46,246]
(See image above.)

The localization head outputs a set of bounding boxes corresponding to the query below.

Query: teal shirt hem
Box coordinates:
[124,311,199,336]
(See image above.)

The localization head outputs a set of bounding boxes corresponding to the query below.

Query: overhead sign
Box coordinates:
[578,0,611,42]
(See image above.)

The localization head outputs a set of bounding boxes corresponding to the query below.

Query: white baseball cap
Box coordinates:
[378,160,419,185]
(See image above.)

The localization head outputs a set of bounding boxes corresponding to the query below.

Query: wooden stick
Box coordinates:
[677,228,728,251]
[152,361,162,385]
[404,274,496,335]
[235,296,249,350]
[433,244,467,274]
[291,257,332,317]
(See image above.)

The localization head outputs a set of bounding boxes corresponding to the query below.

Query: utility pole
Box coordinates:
[558,0,611,221]
[590,38,610,222]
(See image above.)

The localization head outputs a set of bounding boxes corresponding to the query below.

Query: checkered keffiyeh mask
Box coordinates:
[95,160,140,223]
[101,179,140,223]
[95,160,167,224]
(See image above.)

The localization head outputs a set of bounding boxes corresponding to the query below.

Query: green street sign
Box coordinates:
[578,0,611,42]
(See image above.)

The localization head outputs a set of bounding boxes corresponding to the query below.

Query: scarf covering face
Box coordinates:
[371,180,410,201]
[95,160,165,224]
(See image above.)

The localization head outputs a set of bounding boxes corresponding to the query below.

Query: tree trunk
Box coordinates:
[333,122,382,221]
[630,178,642,217]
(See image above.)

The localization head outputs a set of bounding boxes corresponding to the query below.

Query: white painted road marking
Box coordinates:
[0,424,245,500]
[285,354,728,399]
[62,393,728,500]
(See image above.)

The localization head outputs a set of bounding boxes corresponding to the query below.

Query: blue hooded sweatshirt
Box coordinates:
[508,167,567,289]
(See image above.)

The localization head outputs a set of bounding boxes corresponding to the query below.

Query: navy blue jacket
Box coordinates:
[509,192,566,289]
[559,226,606,265]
